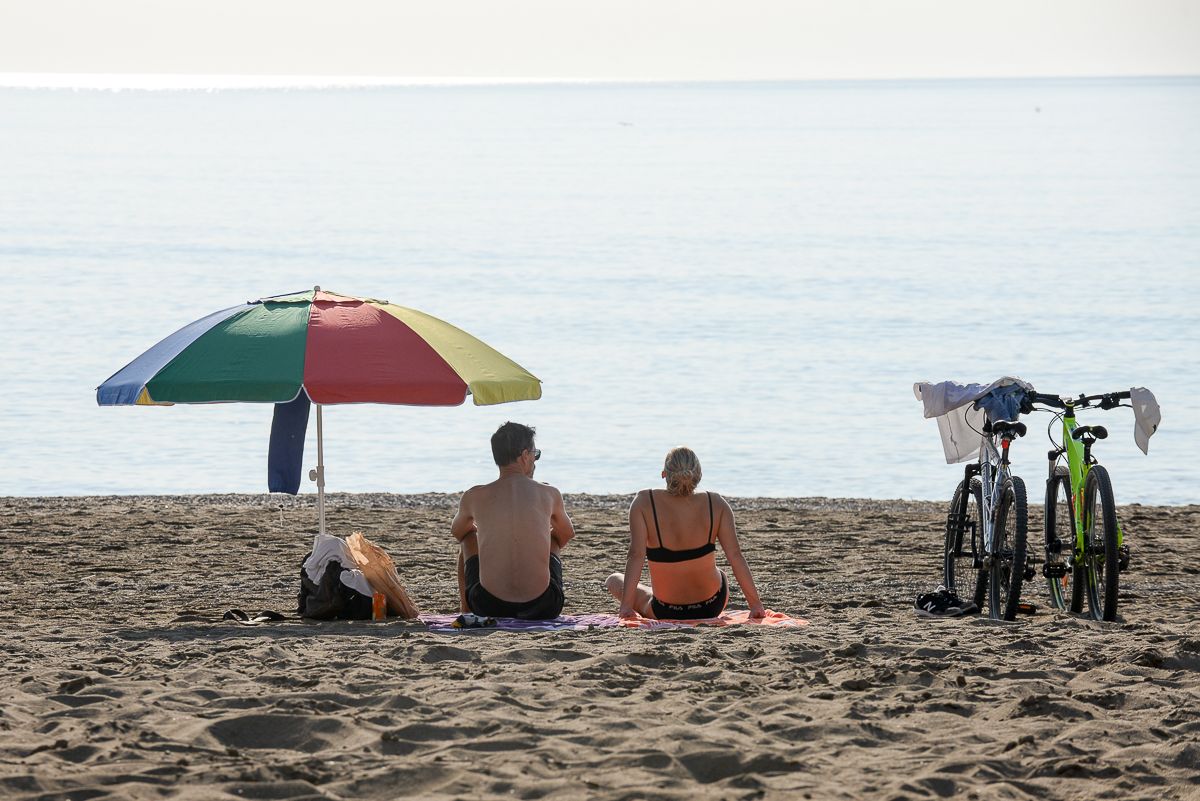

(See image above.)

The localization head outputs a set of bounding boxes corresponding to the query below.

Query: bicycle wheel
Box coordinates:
[1082,465,1120,621]
[1043,466,1075,610]
[989,476,1028,621]
[944,477,985,606]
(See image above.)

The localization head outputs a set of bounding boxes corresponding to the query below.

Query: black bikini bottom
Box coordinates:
[651,573,728,620]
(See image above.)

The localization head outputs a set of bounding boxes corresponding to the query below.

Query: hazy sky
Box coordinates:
[2,0,1198,81]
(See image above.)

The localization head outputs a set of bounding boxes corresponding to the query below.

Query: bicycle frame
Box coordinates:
[1051,405,1123,562]
[977,432,1013,566]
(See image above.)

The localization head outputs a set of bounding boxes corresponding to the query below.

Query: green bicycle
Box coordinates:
[1027,389,1158,621]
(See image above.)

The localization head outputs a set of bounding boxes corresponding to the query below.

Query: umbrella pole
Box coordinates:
[316,403,326,536]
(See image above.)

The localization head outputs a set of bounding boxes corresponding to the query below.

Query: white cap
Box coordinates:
[1130,387,1161,455]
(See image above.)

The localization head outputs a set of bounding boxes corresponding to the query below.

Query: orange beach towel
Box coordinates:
[619,609,807,629]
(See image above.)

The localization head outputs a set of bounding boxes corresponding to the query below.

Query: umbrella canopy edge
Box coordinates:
[375,303,542,406]
[96,302,248,405]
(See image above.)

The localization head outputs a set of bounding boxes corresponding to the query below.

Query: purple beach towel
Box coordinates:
[419,610,807,632]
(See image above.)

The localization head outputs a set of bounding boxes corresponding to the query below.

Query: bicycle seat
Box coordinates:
[990,421,1027,438]
[1071,425,1108,441]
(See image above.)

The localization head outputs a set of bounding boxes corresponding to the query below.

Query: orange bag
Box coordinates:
[346,532,420,619]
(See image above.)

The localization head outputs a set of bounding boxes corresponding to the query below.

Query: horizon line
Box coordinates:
[2,72,1198,91]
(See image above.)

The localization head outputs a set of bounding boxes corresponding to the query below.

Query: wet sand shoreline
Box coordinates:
[2,494,1197,800]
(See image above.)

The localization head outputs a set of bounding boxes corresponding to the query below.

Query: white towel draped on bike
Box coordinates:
[915,378,1162,462]
[913,377,1034,464]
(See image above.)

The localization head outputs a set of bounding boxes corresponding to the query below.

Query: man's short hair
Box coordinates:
[491,422,536,466]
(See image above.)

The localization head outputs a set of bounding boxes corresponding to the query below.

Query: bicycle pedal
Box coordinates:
[1017,602,1037,615]
[1119,544,1131,571]
[1023,566,1036,581]
[1042,563,1069,579]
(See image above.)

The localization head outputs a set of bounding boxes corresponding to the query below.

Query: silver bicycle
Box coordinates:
[943,417,1030,620]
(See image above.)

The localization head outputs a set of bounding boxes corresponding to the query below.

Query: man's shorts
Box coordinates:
[465,553,565,620]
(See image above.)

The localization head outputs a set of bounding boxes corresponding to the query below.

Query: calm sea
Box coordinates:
[2,78,1197,503]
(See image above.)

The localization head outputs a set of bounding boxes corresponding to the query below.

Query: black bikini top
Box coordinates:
[645,490,716,564]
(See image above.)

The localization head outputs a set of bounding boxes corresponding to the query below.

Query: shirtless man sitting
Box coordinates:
[451,422,575,620]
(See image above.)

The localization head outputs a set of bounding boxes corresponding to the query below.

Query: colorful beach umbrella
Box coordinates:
[97,287,541,533]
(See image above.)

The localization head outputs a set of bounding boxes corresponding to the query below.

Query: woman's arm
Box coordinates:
[619,492,650,618]
[714,495,766,618]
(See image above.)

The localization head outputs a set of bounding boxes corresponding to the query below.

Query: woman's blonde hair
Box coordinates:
[663,446,702,496]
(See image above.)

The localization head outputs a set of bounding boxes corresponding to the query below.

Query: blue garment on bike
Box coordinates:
[974,384,1026,423]
[913,377,1034,464]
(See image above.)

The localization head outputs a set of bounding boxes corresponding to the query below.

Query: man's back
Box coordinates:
[453,421,575,618]
[466,475,558,602]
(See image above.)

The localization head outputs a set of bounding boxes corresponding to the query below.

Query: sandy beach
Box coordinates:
[1,493,1197,800]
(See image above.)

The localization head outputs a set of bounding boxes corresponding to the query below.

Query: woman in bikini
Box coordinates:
[606,447,766,620]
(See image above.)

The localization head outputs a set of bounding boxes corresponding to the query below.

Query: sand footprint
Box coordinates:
[676,749,802,784]
[208,713,370,753]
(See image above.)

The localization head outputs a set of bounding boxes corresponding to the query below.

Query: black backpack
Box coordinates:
[297,557,374,620]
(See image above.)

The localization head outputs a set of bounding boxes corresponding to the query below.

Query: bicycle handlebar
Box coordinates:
[1026,390,1131,411]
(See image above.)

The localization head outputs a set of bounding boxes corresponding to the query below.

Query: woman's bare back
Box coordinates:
[639,490,724,605]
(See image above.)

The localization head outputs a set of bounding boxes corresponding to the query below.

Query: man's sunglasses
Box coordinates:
[530,448,541,461]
